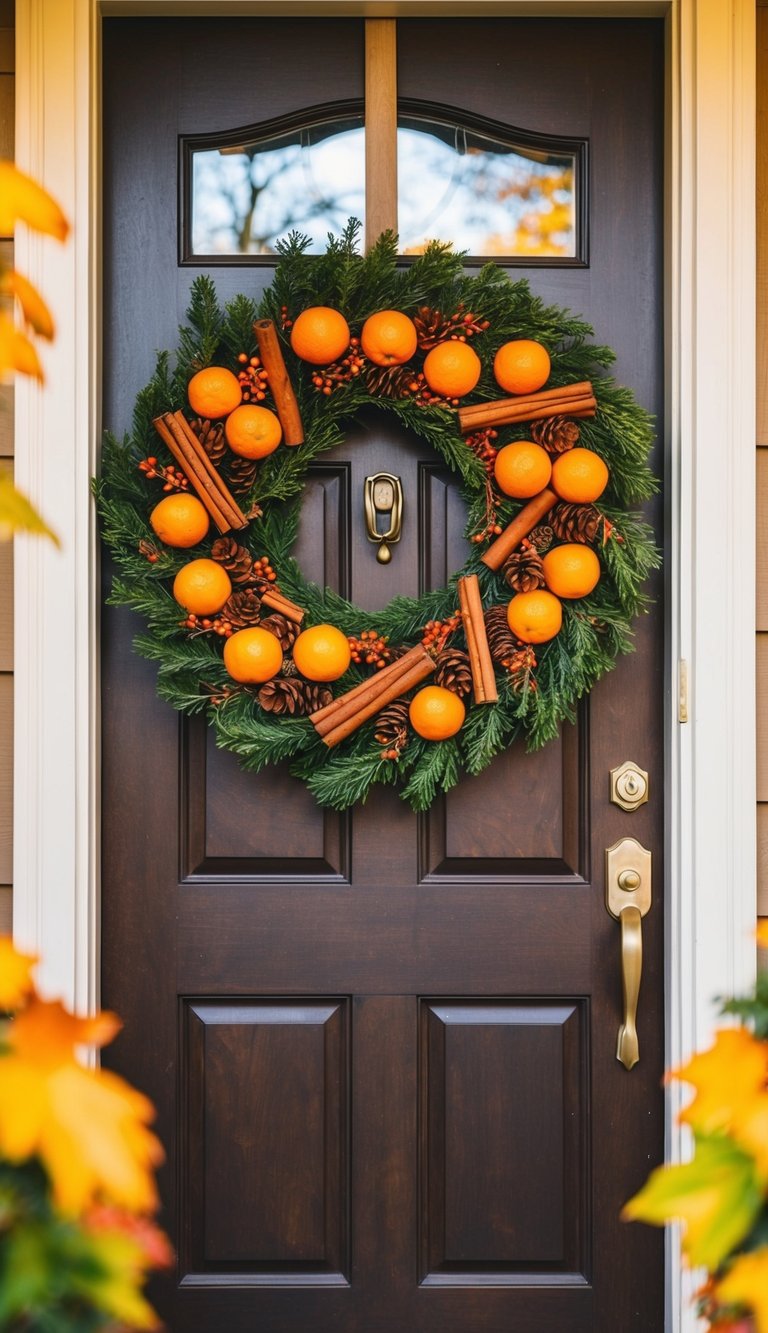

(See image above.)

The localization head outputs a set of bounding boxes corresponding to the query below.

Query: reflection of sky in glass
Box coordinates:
[191,121,575,258]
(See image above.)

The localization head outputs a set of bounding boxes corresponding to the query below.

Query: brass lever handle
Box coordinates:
[364,473,403,564]
[616,904,642,1069]
[605,838,652,1071]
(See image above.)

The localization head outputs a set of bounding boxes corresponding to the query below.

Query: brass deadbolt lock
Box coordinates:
[610,761,649,813]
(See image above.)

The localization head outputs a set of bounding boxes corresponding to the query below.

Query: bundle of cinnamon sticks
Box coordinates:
[309,644,435,748]
[153,411,247,534]
[457,574,497,703]
[458,381,596,435]
[260,587,305,624]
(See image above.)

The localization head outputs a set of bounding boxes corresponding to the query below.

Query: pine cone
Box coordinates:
[433,648,473,698]
[530,415,580,454]
[550,502,601,544]
[190,416,227,464]
[502,547,546,593]
[228,457,258,494]
[373,699,410,753]
[527,523,554,553]
[484,605,519,667]
[298,680,333,714]
[222,588,262,627]
[260,613,300,651]
[258,677,310,716]
[280,658,299,678]
[414,305,453,350]
[210,537,254,583]
[365,363,421,399]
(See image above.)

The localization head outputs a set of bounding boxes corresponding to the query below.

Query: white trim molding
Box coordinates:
[13,2,757,1328]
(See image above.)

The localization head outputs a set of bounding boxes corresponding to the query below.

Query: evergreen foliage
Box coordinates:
[94,225,660,811]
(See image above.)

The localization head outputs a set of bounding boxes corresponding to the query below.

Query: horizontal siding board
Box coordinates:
[758,806,768,916]
[0,673,11,884]
[758,449,768,629]
[760,6,768,441]
[0,29,14,75]
[0,536,11,669]
[0,885,10,934]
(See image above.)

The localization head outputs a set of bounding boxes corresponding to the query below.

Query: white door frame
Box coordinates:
[12,2,757,1328]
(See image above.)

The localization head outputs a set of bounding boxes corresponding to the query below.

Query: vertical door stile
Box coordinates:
[364,19,398,250]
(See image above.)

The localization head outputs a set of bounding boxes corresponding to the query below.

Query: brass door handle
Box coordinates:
[605,838,652,1070]
[364,473,403,564]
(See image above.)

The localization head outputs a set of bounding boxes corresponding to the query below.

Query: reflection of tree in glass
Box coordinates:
[191,121,575,258]
[192,130,366,255]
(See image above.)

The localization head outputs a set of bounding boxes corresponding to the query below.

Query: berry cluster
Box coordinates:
[252,556,277,583]
[422,611,461,655]
[311,338,366,395]
[348,629,391,669]
[181,611,235,638]
[236,352,269,403]
[464,427,499,473]
[470,476,504,544]
[138,457,189,492]
[138,539,161,564]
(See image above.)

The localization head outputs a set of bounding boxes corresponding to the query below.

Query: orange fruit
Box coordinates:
[551,447,609,503]
[290,306,350,365]
[361,310,418,366]
[493,339,551,395]
[542,543,601,599]
[225,404,282,459]
[506,589,563,644]
[292,623,351,682]
[149,493,210,548]
[224,626,283,684]
[493,440,552,499]
[422,341,482,398]
[173,558,232,615]
[187,366,242,419]
[409,685,466,740]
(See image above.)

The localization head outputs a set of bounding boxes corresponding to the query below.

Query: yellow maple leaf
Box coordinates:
[673,1027,768,1137]
[0,269,55,339]
[715,1248,768,1333]
[0,161,69,241]
[0,997,163,1215]
[0,936,38,1011]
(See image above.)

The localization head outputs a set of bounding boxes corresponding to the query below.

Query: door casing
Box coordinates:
[12,2,757,1329]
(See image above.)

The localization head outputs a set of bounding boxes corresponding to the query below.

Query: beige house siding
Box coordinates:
[758,3,766,921]
[0,0,13,937]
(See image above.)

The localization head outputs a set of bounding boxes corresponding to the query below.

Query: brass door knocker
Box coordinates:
[364,473,403,564]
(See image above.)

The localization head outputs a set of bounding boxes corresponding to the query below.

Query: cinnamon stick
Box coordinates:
[152,412,248,534]
[458,381,596,434]
[480,487,558,573]
[260,588,305,624]
[458,574,498,704]
[318,653,436,749]
[310,644,428,735]
[253,318,304,447]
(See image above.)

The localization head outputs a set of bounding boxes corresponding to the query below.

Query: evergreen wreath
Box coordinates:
[95,221,660,812]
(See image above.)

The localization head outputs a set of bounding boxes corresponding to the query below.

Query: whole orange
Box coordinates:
[361,310,418,366]
[173,558,232,615]
[187,366,242,419]
[506,589,563,644]
[225,404,282,459]
[423,341,482,398]
[551,447,609,503]
[542,543,601,599]
[292,623,351,682]
[493,440,552,498]
[493,340,551,395]
[223,626,283,683]
[150,493,210,548]
[290,306,350,365]
[409,685,466,740]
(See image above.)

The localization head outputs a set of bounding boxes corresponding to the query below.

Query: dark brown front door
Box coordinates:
[101,16,665,1332]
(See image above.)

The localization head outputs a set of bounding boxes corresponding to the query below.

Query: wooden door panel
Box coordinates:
[182,999,349,1282]
[102,16,665,1330]
[421,1000,587,1280]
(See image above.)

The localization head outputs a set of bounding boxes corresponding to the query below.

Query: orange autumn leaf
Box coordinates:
[0,997,163,1215]
[1,269,55,339]
[715,1248,768,1333]
[756,920,768,950]
[672,1028,768,1135]
[0,936,38,1011]
[0,161,69,241]
[0,312,43,380]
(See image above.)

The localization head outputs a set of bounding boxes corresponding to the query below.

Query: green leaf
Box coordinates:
[623,1132,763,1270]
